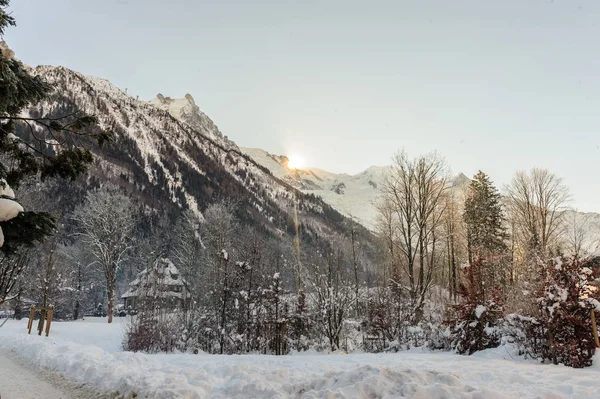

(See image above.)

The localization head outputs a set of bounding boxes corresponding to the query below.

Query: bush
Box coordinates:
[446,259,504,355]
[123,313,180,353]
[534,256,598,368]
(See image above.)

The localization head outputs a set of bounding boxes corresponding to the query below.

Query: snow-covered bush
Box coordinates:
[502,256,599,368]
[123,312,181,353]
[534,256,598,368]
[502,313,547,359]
[446,259,504,355]
[362,286,450,352]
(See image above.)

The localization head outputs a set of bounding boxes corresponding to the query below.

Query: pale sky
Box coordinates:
[4,0,600,212]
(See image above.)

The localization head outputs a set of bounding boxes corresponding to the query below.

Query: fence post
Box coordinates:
[591,309,600,348]
[27,306,35,333]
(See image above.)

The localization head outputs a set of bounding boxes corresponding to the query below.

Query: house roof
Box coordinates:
[121,258,190,300]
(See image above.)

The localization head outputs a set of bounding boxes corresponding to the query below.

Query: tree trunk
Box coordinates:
[107,285,114,324]
[446,236,452,300]
[351,227,359,317]
[451,235,457,301]
[74,264,81,320]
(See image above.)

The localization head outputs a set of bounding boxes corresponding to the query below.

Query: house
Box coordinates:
[121,258,191,311]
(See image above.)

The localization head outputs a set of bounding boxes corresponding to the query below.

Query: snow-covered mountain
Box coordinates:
[124,94,477,231]
[143,95,391,229]
[238,149,472,230]
[18,66,375,259]
[35,73,597,251]
[240,148,388,229]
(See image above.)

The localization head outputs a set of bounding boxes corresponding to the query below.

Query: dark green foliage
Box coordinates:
[0,0,15,35]
[0,2,105,252]
[0,57,49,116]
[0,211,55,254]
[463,171,507,260]
[40,148,94,181]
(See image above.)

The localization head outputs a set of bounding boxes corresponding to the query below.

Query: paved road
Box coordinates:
[0,348,106,399]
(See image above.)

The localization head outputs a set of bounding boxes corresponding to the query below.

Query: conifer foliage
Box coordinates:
[0,0,106,255]
[463,171,507,263]
[0,0,106,306]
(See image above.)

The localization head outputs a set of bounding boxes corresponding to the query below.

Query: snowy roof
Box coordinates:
[121,258,190,299]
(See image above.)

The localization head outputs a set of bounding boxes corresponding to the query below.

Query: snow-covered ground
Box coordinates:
[0,347,104,399]
[0,318,598,398]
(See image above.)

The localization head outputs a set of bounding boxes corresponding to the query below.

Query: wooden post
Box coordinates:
[27,307,35,334]
[45,306,54,337]
[592,309,600,348]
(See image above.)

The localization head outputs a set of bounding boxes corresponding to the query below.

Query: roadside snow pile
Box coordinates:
[1,318,599,398]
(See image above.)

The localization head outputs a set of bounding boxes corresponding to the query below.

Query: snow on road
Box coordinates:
[0,317,599,398]
[0,346,105,399]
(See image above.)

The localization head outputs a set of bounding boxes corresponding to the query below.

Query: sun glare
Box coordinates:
[287,154,305,170]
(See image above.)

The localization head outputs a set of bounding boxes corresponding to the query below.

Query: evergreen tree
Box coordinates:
[0,0,107,304]
[463,171,508,292]
[0,0,107,252]
[464,171,507,262]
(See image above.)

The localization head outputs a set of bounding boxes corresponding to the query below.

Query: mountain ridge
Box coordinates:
[16,65,377,270]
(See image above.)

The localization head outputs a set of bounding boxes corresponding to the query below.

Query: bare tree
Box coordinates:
[563,209,599,257]
[73,184,135,323]
[377,151,449,322]
[442,189,460,301]
[375,196,398,285]
[169,209,203,293]
[310,249,354,351]
[200,200,238,353]
[504,168,570,260]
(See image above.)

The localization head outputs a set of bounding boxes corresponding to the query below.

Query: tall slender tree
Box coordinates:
[464,172,507,260]
[505,168,570,282]
[73,185,135,323]
[378,150,448,322]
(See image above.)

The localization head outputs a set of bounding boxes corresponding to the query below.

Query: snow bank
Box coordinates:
[1,319,599,398]
[0,320,201,398]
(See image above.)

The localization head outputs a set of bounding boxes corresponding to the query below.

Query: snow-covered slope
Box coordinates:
[144,97,388,229]
[240,149,475,230]
[242,147,389,229]
[148,93,238,150]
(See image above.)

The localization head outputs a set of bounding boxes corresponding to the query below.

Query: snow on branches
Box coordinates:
[0,179,23,247]
[446,259,504,355]
[534,255,599,368]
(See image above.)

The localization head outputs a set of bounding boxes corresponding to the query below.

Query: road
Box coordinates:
[0,348,106,399]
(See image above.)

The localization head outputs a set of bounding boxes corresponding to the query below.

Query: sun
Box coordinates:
[287,154,305,170]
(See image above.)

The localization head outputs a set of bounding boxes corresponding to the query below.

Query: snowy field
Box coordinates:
[0,318,598,398]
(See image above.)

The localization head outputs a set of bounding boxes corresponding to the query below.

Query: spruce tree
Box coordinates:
[0,0,108,305]
[463,171,507,264]
[0,0,107,254]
